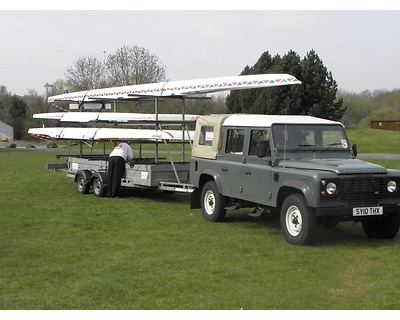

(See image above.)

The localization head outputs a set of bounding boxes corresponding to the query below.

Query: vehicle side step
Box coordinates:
[248,207,267,217]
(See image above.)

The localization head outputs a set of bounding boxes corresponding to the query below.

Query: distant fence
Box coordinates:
[371,120,400,131]
[0,120,13,140]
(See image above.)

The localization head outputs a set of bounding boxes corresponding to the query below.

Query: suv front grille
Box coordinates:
[340,177,387,203]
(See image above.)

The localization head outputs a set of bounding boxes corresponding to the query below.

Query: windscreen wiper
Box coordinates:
[323,142,343,152]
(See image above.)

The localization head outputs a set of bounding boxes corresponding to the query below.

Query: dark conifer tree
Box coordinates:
[10,95,27,140]
[300,50,346,120]
[226,49,346,121]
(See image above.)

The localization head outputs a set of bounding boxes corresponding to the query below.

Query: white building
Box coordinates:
[0,120,13,140]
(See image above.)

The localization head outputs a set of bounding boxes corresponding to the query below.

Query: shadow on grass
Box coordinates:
[113,187,191,204]
[113,188,400,247]
[222,210,399,247]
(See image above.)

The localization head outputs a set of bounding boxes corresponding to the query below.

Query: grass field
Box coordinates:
[346,127,400,154]
[1,128,400,310]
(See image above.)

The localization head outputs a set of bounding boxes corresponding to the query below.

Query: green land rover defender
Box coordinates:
[190,114,400,245]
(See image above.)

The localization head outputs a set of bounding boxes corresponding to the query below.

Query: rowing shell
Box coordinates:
[28,127,194,141]
[47,73,301,103]
[33,112,200,123]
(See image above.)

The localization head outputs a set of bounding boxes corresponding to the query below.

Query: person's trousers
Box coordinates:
[107,156,126,197]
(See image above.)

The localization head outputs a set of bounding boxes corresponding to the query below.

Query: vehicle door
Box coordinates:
[241,129,273,205]
[218,127,245,198]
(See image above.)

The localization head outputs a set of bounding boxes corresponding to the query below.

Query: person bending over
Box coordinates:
[107,142,133,198]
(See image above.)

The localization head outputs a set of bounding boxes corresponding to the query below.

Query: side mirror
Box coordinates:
[352,144,358,158]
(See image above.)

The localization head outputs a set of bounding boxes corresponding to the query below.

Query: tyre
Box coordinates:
[76,173,90,194]
[361,213,400,239]
[92,176,107,197]
[280,194,318,245]
[200,181,227,222]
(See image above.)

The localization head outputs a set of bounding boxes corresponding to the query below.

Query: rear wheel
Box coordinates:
[280,194,317,245]
[93,176,107,197]
[201,181,227,222]
[361,213,400,239]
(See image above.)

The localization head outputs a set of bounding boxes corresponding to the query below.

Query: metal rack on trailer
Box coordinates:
[33,97,199,197]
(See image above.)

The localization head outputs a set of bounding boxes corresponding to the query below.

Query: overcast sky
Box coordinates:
[1,5,400,96]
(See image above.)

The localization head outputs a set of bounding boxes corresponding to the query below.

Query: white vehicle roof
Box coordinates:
[192,114,344,160]
[222,114,343,127]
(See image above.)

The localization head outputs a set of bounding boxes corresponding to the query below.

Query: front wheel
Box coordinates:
[361,213,400,239]
[200,181,227,222]
[280,194,318,245]
[76,173,90,194]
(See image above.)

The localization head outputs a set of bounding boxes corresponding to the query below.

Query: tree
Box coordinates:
[65,56,106,91]
[226,49,346,121]
[23,90,50,136]
[62,45,167,92]
[8,95,26,140]
[252,50,302,115]
[0,87,43,140]
[0,86,12,123]
[106,45,167,86]
[226,51,303,115]
[339,88,400,127]
[300,50,346,120]
[225,65,257,113]
[49,79,69,96]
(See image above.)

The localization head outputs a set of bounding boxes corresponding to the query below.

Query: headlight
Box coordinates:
[387,180,397,193]
[326,182,337,195]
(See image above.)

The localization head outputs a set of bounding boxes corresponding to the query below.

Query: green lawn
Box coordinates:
[346,127,400,154]
[1,128,400,310]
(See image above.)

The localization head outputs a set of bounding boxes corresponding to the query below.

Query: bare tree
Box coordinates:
[65,56,105,91]
[50,79,69,96]
[106,45,167,86]
[57,45,167,93]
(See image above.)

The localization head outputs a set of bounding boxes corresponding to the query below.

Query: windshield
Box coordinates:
[271,124,349,151]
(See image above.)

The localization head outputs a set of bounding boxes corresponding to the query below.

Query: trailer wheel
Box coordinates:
[76,172,90,194]
[92,176,107,198]
[361,213,400,239]
[201,181,227,222]
[280,194,317,245]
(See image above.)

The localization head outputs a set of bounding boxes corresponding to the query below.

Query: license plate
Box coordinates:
[353,206,383,216]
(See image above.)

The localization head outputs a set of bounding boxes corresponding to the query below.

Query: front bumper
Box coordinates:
[315,202,400,218]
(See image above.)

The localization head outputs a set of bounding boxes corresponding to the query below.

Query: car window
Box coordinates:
[248,129,271,157]
[225,129,245,154]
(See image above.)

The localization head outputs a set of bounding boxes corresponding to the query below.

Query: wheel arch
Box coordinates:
[191,170,223,209]
[74,169,91,184]
[198,169,224,193]
[277,180,314,209]
[90,171,108,187]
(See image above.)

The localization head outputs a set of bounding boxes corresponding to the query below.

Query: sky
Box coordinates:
[1,2,400,96]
